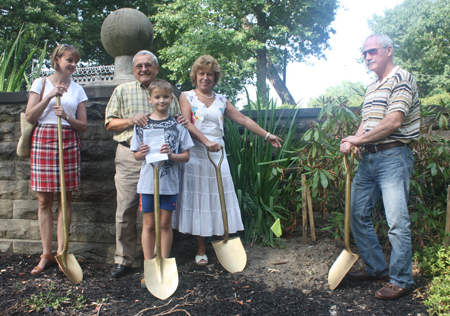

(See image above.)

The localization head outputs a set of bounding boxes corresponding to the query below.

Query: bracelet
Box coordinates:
[264,132,270,140]
[66,115,70,121]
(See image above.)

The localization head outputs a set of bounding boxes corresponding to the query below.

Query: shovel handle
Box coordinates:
[207,147,229,242]
[343,149,355,254]
[151,161,165,261]
[57,96,69,259]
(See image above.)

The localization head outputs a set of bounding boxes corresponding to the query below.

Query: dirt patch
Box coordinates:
[0,233,430,315]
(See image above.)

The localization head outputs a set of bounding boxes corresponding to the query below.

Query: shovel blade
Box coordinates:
[328,250,359,290]
[144,258,178,300]
[55,253,83,284]
[212,237,247,273]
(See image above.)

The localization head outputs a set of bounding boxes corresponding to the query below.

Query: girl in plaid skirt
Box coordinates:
[25,44,88,275]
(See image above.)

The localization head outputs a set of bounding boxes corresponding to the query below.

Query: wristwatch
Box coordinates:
[66,115,70,121]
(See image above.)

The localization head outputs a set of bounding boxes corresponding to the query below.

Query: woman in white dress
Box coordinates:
[173,55,282,265]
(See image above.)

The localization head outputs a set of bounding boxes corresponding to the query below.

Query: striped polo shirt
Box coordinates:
[362,66,420,145]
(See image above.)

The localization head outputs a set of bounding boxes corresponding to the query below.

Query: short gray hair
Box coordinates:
[132,50,158,66]
[366,34,394,53]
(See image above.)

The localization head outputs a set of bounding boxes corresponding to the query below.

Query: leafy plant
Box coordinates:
[25,283,70,312]
[424,274,450,316]
[0,28,47,92]
[224,92,300,246]
[414,244,450,279]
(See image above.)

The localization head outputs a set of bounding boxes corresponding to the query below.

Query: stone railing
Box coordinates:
[0,87,321,265]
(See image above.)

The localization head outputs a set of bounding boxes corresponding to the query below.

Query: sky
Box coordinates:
[238,0,405,107]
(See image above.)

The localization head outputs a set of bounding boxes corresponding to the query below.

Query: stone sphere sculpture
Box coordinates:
[101,8,153,57]
[100,8,154,84]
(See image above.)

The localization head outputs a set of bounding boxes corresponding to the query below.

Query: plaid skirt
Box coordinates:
[30,124,81,192]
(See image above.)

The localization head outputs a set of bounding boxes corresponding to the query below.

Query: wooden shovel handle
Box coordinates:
[57,96,69,258]
[207,147,229,242]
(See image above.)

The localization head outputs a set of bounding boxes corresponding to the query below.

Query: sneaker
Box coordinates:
[140,277,146,289]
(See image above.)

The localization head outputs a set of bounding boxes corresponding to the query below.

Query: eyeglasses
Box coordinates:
[362,46,388,58]
[134,63,154,70]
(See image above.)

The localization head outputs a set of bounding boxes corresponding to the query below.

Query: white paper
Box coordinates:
[143,129,168,164]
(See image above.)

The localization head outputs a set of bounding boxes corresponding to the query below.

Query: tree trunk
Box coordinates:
[266,53,296,105]
[256,47,267,102]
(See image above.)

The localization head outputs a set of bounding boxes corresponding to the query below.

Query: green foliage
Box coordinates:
[421,93,450,107]
[414,244,450,279]
[224,94,300,246]
[306,81,366,108]
[154,0,339,97]
[0,28,47,92]
[289,93,449,246]
[424,274,450,316]
[369,0,450,98]
[25,283,70,312]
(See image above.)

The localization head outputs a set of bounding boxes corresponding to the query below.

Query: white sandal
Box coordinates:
[195,255,208,266]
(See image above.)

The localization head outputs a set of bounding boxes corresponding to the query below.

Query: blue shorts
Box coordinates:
[140,194,178,213]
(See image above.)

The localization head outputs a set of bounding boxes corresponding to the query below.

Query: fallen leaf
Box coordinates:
[236,300,244,305]
[242,285,249,289]
[246,300,252,303]
[267,268,280,273]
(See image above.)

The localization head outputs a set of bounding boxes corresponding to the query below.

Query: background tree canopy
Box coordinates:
[306,81,365,108]
[1,0,339,102]
[369,0,450,98]
[154,0,339,101]
[0,0,166,66]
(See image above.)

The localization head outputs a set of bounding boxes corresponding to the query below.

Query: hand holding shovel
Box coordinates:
[328,149,358,290]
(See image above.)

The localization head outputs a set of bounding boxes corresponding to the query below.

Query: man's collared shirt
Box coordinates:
[362,66,420,145]
[105,81,180,144]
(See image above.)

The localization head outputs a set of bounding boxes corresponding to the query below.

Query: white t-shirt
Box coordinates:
[30,77,88,126]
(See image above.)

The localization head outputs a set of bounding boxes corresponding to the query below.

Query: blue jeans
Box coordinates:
[350,146,414,289]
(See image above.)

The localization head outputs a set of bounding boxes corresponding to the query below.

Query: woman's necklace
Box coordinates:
[196,88,214,99]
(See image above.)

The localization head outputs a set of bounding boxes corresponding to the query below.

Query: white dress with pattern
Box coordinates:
[172,90,244,236]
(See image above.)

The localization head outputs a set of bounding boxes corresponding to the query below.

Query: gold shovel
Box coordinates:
[144,161,179,300]
[207,148,247,273]
[328,149,358,290]
[54,96,83,284]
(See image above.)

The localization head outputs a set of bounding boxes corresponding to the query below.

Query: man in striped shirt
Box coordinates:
[340,34,420,300]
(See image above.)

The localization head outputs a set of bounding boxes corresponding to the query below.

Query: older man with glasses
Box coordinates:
[339,34,420,300]
[105,50,185,278]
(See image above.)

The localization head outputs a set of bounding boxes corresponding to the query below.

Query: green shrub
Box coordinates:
[414,244,450,279]
[424,274,450,316]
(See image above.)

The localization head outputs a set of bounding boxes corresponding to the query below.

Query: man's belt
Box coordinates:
[365,141,406,153]
[119,141,130,148]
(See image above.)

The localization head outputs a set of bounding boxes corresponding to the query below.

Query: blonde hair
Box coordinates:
[190,55,222,87]
[50,44,80,70]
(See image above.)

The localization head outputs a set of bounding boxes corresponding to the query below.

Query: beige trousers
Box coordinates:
[113,143,142,266]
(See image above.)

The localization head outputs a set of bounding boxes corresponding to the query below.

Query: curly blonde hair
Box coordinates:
[50,44,81,70]
[190,55,222,87]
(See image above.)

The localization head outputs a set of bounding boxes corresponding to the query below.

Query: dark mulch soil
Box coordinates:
[0,237,430,316]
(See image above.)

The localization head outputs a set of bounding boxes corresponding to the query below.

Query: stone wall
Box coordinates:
[0,87,320,265]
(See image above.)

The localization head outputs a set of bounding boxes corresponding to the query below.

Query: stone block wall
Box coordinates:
[0,87,321,265]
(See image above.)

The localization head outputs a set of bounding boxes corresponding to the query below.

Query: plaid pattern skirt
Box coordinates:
[30,124,81,192]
